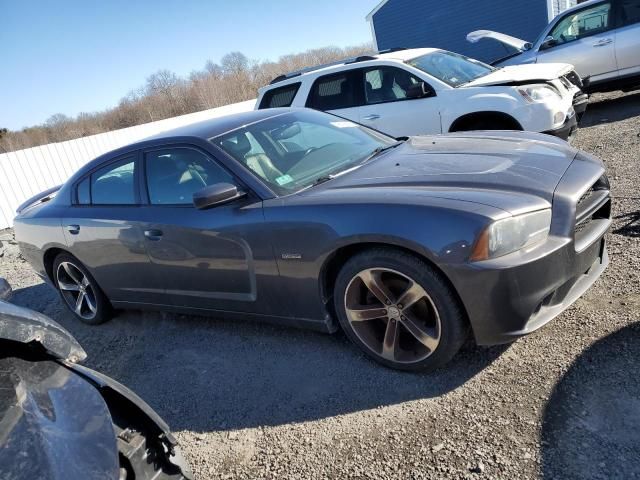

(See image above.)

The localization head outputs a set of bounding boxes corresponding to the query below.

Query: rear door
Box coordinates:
[357,66,441,136]
[614,0,640,78]
[63,154,164,304]
[137,144,281,314]
[305,70,364,123]
[536,1,617,82]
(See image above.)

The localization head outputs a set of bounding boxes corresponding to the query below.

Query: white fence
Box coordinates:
[0,100,255,229]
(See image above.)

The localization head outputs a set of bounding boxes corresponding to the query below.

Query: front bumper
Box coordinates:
[573,92,589,122]
[451,235,609,346]
[543,112,578,141]
[445,156,611,346]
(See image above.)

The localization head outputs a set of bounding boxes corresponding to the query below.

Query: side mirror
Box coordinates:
[406,82,436,99]
[0,278,12,301]
[540,36,558,50]
[193,183,246,210]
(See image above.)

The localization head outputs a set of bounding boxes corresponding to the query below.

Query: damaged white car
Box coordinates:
[257,48,587,141]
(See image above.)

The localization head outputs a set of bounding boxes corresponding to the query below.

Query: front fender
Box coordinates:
[439,89,525,132]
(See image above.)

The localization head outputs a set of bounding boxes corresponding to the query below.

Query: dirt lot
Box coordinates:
[1,91,639,479]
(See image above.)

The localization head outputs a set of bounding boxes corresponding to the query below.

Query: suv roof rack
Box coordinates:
[377,47,407,54]
[268,53,381,85]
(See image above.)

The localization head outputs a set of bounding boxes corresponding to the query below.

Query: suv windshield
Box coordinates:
[211,110,396,195]
[407,50,494,87]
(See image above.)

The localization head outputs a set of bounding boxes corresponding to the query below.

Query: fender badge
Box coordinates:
[281,253,302,260]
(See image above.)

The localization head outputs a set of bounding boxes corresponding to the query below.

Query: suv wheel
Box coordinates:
[334,248,468,371]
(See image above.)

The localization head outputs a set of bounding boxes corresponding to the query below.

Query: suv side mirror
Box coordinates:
[0,278,12,301]
[540,36,558,50]
[406,82,436,99]
[193,183,246,210]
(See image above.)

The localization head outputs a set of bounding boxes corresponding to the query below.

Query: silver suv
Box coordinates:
[468,0,640,93]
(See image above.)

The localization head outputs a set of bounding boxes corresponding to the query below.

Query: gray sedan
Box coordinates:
[13,108,611,371]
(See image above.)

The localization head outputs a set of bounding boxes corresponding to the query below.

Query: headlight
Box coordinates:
[517,85,561,104]
[470,209,552,261]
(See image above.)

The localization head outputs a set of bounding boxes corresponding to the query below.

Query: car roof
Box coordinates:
[144,108,291,141]
[259,48,439,92]
[560,0,604,15]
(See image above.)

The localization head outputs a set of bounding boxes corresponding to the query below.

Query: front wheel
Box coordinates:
[53,253,112,325]
[334,248,468,371]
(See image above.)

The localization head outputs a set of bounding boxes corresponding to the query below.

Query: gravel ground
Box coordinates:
[1,90,639,479]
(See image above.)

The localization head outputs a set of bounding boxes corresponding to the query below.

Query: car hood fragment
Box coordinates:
[319,131,578,214]
[0,300,86,362]
[462,63,574,87]
[467,29,531,51]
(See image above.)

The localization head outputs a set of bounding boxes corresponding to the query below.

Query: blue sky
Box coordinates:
[1,0,374,130]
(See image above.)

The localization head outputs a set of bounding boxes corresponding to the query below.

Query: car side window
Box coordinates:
[306,70,362,111]
[364,67,422,105]
[619,0,640,26]
[145,148,236,205]
[90,158,136,205]
[549,2,612,45]
[259,82,301,109]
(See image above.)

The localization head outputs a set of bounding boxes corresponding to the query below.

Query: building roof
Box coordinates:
[365,0,390,21]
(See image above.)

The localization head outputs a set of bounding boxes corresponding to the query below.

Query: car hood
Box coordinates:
[462,63,574,87]
[319,132,578,214]
[0,300,87,362]
[467,29,531,51]
[0,356,120,480]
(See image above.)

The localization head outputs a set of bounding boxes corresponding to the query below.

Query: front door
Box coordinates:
[138,145,281,314]
[357,66,441,137]
[537,1,617,82]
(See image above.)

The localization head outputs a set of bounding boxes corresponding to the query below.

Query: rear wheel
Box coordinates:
[334,248,468,371]
[53,253,112,325]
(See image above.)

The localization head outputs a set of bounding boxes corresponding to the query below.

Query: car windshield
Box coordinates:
[407,50,495,87]
[211,110,397,195]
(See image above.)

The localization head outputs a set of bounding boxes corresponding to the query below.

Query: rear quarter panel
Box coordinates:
[14,205,67,280]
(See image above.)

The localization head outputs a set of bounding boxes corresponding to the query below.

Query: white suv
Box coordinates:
[255,48,587,141]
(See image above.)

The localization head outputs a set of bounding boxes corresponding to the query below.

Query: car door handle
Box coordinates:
[363,114,380,120]
[593,38,612,47]
[66,225,80,235]
[144,229,163,241]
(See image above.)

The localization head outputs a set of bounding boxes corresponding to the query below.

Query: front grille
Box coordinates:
[574,174,611,250]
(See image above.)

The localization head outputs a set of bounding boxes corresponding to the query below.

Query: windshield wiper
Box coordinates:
[359,140,405,164]
[313,175,335,186]
[308,141,405,188]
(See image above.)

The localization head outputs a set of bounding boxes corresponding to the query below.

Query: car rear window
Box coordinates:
[619,0,640,25]
[90,158,136,205]
[306,70,362,111]
[259,83,301,109]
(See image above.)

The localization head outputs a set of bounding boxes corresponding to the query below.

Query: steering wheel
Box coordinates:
[304,147,317,156]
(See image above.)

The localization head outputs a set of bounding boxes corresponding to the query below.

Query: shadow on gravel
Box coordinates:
[580,91,640,127]
[613,210,640,238]
[541,322,640,480]
[10,282,508,432]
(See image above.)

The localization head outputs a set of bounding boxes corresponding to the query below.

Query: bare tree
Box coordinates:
[1,42,373,153]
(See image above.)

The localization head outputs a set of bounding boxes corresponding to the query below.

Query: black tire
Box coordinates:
[334,248,468,372]
[53,253,112,325]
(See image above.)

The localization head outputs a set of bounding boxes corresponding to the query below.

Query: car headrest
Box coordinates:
[221,133,251,158]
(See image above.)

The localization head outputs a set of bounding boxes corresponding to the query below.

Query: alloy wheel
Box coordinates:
[56,261,98,321]
[343,268,441,364]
